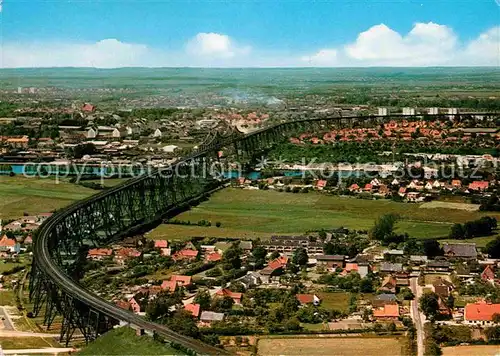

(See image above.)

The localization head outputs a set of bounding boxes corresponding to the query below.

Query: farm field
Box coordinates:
[0,176,94,219]
[442,345,500,356]
[77,327,180,355]
[149,189,500,240]
[257,336,404,355]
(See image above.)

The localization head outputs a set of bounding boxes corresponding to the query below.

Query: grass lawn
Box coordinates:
[424,274,451,285]
[0,290,15,306]
[442,345,500,356]
[316,292,351,312]
[77,327,181,355]
[83,178,130,187]
[0,336,60,349]
[0,176,94,219]
[257,337,404,356]
[440,235,499,248]
[0,261,26,273]
[149,189,499,240]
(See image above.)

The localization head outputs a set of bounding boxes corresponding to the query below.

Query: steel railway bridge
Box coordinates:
[29,112,497,354]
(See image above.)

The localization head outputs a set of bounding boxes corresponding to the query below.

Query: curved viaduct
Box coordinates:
[30,112,497,354]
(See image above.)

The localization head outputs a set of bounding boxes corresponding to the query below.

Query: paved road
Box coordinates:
[410,277,425,356]
[0,307,14,331]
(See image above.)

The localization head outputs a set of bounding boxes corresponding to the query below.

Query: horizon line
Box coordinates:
[0,65,499,70]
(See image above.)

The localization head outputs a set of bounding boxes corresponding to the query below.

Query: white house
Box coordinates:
[86,127,98,139]
[0,235,20,254]
[153,129,163,138]
[402,107,416,116]
[378,107,388,116]
[162,145,179,153]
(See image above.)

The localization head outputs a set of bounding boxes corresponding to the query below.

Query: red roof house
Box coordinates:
[154,240,168,248]
[88,248,113,260]
[481,265,496,283]
[373,304,400,320]
[268,255,289,270]
[216,288,243,304]
[465,301,500,324]
[206,252,222,262]
[173,249,199,261]
[316,180,327,190]
[184,303,201,318]
[82,103,95,112]
[468,181,489,191]
[296,294,321,306]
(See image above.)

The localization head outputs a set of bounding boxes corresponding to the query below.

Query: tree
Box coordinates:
[215,221,222,228]
[222,244,242,270]
[419,292,440,321]
[292,247,308,266]
[166,310,199,338]
[492,313,500,324]
[361,307,373,322]
[211,296,234,312]
[423,239,443,258]
[270,251,280,260]
[252,246,267,261]
[401,288,415,300]
[194,290,211,310]
[486,236,500,258]
[370,214,399,244]
[72,143,97,159]
[449,223,465,239]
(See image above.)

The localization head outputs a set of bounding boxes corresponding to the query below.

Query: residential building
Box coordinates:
[464,301,500,326]
[443,243,477,260]
[234,272,262,289]
[316,255,345,269]
[0,235,20,254]
[372,294,397,308]
[216,289,243,304]
[380,262,403,273]
[87,248,113,260]
[296,294,321,306]
[373,304,400,320]
[199,311,224,326]
[481,265,496,283]
[154,240,168,249]
[426,260,451,273]
[379,276,397,294]
[184,303,201,318]
[173,249,199,261]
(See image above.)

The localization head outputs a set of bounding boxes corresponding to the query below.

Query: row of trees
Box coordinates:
[449,216,497,240]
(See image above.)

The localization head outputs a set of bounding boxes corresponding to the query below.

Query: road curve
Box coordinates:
[34,178,230,355]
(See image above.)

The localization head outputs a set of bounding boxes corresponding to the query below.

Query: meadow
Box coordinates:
[78,327,180,355]
[149,188,500,241]
[257,336,405,356]
[0,176,94,219]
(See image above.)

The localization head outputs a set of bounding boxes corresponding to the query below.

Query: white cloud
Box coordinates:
[186,32,250,60]
[301,49,338,66]
[0,25,498,68]
[462,26,500,66]
[344,22,457,65]
[0,39,151,68]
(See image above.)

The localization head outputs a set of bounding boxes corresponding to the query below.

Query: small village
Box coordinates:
[63,207,500,351]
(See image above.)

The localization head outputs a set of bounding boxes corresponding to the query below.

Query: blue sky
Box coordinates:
[0,0,499,67]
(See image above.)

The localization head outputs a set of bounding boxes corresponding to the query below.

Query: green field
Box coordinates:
[0,176,94,219]
[77,327,181,355]
[149,189,500,240]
